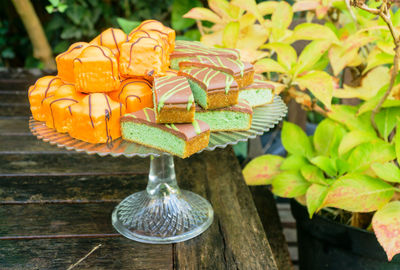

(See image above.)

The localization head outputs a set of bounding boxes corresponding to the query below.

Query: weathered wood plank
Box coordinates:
[0,238,173,270]
[205,149,278,269]
[0,203,117,236]
[0,118,30,135]
[0,154,148,176]
[250,186,294,270]
[174,154,228,269]
[0,103,30,116]
[0,91,28,103]
[0,174,146,202]
[174,149,279,269]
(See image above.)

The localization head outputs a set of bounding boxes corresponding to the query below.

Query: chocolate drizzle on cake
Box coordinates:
[56,44,85,60]
[104,93,112,117]
[154,76,193,112]
[179,55,253,77]
[118,80,152,99]
[75,45,117,81]
[172,40,240,60]
[243,79,275,90]
[41,94,55,105]
[49,97,79,128]
[105,108,113,146]
[110,28,120,55]
[29,77,62,97]
[125,94,141,105]
[88,94,94,128]
[179,67,238,94]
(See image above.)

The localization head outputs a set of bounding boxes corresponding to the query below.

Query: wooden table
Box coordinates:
[0,72,292,269]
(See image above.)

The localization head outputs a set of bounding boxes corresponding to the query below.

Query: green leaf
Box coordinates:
[258,1,279,15]
[291,23,339,43]
[334,67,390,101]
[328,34,376,76]
[58,3,68,13]
[371,163,400,183]
[183,29,201,41]
[231,0,264,23]
[183,7,221,23]
[209,0,237,20]
[313,119,346,157]
[261,43,297,71]
[347,141,396,173]
[242,155,284,185]
[295,70,333,109]
[172,0,201,31]
[372,201,400,261]
[322,174,395,212]
[375,107,400,140]
[301,165,327,185]
[271,1,293,41]
[306,184,329,218]
[254,58,287,73]
[335,158,349,176]
[310,51,329,71]
[280,155,309,171]
[281,121,314,158]
[222,21,240,48]
[357,85,388,115]
[328,105,375,134]
[396,118,400,161]
[45,5,55,14]
[338,130,377,156]
[272,171,310,198]
[364,50,393,74]
[116,18,140,34]
[310,156,337,177]
[293,40,332,76]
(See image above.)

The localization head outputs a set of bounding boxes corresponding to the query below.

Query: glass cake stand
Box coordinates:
[29,96,287,244]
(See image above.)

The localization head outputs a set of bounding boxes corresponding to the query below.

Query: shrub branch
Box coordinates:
[352,0,400,138]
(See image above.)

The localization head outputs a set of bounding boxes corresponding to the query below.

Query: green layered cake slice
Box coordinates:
[179,67,239,110]
[121,108,210,158]
[239,79,274,107]
[195,100,253,132]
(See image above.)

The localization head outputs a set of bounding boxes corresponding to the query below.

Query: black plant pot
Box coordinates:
[290,200,400,270]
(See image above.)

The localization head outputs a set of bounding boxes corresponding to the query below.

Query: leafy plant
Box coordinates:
[243,0,400,261]
[244,117,400,261]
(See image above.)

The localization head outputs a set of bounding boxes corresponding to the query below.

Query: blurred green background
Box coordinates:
[1,0,207,68]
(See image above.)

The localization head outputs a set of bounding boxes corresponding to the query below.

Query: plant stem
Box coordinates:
[353,1,400,138]
[11,0,56,69]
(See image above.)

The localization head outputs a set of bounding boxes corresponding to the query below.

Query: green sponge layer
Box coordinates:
[121,122,185,156]
[170,57,190,70]
[187,79,208,109]
[195,111,250,131]
[239,89,273,107]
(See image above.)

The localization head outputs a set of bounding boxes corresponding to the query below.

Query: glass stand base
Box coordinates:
[112,190,214,244]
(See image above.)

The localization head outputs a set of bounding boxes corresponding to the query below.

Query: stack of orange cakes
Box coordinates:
[28,20,275,158]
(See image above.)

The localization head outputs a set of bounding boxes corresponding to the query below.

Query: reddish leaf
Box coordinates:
[322,174,395,212]
[372,201,400,261]
[242,154,284,185]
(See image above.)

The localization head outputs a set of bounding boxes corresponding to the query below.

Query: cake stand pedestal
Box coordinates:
[30,96,287,244]
[112,154,213,243]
